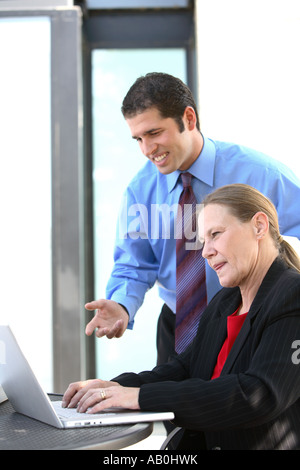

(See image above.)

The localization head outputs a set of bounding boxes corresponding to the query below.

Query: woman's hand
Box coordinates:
[62,379,140,414]
[77,385,141,414]
[62,379,119,409]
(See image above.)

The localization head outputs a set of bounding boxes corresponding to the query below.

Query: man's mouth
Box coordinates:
[153,152,168,163]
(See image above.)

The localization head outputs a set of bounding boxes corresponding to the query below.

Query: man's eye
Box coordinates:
[150,131,161,137]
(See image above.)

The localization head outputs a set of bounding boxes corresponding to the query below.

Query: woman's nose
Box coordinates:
[202,240,214,259]
[202,243,208,259]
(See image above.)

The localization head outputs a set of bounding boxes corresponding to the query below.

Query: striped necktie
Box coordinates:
[175,172,207,354]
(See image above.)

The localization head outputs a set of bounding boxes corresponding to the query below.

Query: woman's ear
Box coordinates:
[252,212,269,239]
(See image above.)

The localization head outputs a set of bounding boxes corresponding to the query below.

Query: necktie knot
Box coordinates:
[181,172,192,188]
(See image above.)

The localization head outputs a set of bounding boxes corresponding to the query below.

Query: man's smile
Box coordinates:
[153,152,169,164]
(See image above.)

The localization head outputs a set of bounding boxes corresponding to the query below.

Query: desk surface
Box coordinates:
[0,394,153,450]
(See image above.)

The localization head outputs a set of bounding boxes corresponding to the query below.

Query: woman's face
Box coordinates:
[200,204,260,289]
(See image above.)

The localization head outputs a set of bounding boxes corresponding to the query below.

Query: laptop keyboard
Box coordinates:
[52,401,115,419]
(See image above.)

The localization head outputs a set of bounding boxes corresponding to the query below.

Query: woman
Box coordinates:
[62,184,300,450]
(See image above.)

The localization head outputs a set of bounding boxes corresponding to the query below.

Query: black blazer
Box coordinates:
[115,258,300,449]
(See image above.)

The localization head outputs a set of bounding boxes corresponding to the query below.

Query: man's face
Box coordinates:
[126,107,198,174]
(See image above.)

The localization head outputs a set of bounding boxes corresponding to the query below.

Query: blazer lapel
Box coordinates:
[197,288,242,379]
[197,316,227,379]
[220,257,288,376]
[220,312,254,376]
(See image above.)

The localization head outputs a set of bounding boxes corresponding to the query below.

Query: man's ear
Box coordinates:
[183,106,197,130]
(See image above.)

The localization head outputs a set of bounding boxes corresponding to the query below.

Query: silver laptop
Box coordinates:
[0,325,174,428]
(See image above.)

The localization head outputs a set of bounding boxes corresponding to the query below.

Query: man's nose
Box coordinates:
[141,140,158,157]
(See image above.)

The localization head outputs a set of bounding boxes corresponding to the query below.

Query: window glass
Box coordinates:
[0,17,52,390]
[92,48,186,378]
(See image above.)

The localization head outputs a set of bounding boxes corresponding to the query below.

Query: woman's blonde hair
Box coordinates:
[202,184,300,273]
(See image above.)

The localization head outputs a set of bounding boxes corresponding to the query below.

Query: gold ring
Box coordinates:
[100,389,106,400]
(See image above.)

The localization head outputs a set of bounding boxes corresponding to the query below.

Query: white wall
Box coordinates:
[195,0,300,179]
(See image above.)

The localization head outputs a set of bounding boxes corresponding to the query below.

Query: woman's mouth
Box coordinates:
[213,262,226,273]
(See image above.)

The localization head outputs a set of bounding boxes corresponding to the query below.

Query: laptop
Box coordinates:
[0,385,7,404]
[0,325,174,429]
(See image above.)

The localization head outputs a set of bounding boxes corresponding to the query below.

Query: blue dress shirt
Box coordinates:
[106,136,300,328]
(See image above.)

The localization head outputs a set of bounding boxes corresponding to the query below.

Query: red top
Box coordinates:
[211,307,248,379]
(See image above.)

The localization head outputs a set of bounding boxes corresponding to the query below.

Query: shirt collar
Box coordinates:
[166,136,216,193]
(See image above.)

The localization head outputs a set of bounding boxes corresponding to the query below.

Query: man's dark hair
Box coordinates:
[121,72,200,132]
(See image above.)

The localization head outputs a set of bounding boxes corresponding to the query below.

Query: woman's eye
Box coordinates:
[211,232,220,239]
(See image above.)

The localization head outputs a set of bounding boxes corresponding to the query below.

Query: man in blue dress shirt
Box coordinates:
[85,72,300,364]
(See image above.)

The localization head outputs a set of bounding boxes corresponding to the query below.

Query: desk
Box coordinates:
[0,394,153,450]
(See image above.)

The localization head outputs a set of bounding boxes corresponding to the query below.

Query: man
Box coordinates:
[85,72,300,365]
